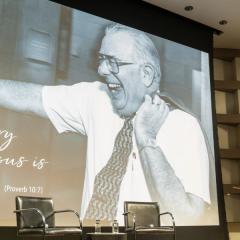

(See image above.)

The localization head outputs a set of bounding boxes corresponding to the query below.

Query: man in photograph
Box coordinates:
[0,23,211,225]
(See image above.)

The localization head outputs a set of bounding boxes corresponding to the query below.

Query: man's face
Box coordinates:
[98,32,148,118]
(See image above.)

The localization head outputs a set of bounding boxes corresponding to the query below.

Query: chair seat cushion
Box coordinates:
[135,226,174,233]
[19,227,82,235]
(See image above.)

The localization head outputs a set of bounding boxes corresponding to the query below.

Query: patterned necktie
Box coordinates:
[85,117,133,220]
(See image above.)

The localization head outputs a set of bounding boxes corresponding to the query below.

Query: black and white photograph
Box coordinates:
[0,0,219,227]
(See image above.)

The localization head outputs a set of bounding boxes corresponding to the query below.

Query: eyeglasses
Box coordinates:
[98,53,134,74]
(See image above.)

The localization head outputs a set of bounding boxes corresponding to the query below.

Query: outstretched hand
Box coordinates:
[134,94,169,147]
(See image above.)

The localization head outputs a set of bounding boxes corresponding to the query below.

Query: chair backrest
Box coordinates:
[124,201,160,229]
[15,196,55,229]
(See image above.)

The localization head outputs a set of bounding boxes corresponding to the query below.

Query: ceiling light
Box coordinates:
[219,20,228,25]
[184,6,194,11]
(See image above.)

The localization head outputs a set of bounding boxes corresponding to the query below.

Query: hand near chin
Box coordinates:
[134,94,169,147]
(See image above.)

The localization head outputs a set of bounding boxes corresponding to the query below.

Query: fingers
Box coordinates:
[161,102,169,119]
[145,94,162,105]
[142,94,169,117]
[153,94,161,105]
[144,94,152,103]
[153,94,169,118]
[136,94,169,131]
[144,94,168,108]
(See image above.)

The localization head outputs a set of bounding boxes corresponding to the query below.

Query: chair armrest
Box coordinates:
[13,208,47,233]
[122,211,136,230]
[46,209,82,229]
[159,212,175,229]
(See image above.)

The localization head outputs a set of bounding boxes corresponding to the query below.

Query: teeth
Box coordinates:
[108,83,121,88]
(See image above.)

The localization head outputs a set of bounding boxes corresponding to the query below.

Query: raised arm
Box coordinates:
[0,79,47,118]
[134,94,208,224]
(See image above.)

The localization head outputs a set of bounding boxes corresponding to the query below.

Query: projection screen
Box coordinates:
[0,0,219,227]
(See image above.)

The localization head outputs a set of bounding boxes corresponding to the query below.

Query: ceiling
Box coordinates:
[144,0,240,49]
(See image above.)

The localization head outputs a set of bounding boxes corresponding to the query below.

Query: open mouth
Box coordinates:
[107,83,122,93]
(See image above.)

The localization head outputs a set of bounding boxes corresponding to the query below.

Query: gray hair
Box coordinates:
[105,23,161,87]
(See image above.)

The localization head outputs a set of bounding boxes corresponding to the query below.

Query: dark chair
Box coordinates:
[123,201,176,240]
[14,196,82,240]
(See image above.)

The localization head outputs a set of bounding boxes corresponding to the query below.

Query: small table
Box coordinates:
[86,232,127,240]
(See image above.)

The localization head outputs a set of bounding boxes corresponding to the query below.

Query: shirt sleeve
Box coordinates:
[157,110,211,204]
[42,82,96,135]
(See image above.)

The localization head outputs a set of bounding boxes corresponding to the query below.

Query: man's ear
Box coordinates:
[141,64,155,88]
